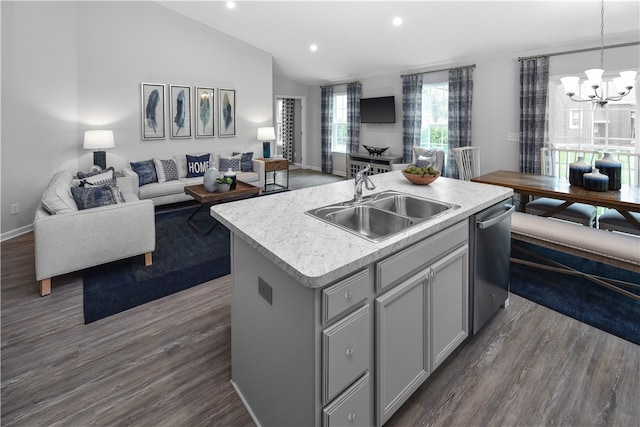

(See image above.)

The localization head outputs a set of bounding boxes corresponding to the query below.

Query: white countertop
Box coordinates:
[210,171,513,288]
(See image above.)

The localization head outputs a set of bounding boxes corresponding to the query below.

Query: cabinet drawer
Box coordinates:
[376,220,468,293]
[323,269,369,324]
[323,373,371,427]
[322,305,370,404]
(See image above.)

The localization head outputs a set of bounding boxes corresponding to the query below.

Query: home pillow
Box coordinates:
[219,155,241,172]
[130,159,158,186]
[154,159,179,183]
[232,151,254,172]
[70,185,117,210]
[79,167,116,187]
[186,154,210,178]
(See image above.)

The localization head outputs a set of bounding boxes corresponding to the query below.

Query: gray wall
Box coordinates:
[2,1,273,238]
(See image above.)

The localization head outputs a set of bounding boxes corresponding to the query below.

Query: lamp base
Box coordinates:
[262,141,271,159]
[93,150,107,170]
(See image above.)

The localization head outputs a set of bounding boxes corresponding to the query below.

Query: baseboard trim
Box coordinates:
[230,379,262,427]
[1,224,33,242]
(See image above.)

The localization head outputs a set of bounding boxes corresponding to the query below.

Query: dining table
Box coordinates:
[471,170,640,230]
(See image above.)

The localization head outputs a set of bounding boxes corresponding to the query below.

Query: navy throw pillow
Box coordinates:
[71,185,117,210]
[186,154,210,177]
[233,152,254,172]
[130,159,158,186]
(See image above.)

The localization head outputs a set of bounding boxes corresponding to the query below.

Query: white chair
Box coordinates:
[452,146,480,181]
[598,209,640,236]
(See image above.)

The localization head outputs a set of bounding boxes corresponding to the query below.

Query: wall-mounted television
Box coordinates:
[360,96,396,123]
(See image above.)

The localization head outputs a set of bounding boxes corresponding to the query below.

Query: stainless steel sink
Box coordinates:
[325,206,413,241]
[306,191,459,242]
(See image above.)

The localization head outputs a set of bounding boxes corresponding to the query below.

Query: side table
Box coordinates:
[258,158,289,192]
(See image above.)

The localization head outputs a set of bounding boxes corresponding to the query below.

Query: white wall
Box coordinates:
[305,42,639,177]
[1,1,273,237]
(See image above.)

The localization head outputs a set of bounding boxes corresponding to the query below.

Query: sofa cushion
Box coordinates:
[41,171,78,215]
[71,185,117,210]
[154,158,179,183]
[219,155,241,172]
[232,151,254,172]
[138,180,186,200]
[130,159,158,186]
[186,154,210,178]
[237,171,259,184]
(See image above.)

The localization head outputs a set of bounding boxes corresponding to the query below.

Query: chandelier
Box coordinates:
[560,0,637,107]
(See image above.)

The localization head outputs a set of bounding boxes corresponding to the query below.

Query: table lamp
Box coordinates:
[84,130,115,170]
[257,127,276,159]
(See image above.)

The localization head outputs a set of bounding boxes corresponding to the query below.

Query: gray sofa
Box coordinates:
[34,170,156,296]
[123,152,265,206]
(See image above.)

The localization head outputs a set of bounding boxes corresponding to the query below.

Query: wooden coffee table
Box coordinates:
[184,182,260,235]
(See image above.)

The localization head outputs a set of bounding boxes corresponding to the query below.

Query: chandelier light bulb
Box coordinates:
[584,69,604,87]
[619,70,637,88]
[560,76,579,95]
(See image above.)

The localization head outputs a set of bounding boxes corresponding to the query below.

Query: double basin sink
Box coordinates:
[306,190,459,242]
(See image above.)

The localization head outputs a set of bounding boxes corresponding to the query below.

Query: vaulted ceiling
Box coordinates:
[157,1,640,86]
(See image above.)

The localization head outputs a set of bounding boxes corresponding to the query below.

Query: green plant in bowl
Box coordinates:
[216,176,233,184]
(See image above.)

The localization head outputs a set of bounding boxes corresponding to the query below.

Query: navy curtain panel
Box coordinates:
[321,86,334,174]
[447,66,474,178]
[402,74,423,163]
[281,98,295,162]
[347,82,362,154]
[520,56,549,174]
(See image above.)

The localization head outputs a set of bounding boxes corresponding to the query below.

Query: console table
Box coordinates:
[347,153,402,178]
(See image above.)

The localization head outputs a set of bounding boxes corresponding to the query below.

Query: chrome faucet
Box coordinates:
[354,165,376,203]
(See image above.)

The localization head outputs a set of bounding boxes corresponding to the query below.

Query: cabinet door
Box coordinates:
[430,245,469,370]
[376,270,430,425]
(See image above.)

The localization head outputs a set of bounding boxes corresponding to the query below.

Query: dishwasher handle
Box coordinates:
[477,205,515,229]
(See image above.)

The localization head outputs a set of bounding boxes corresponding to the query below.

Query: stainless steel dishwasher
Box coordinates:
[470,200,515,334]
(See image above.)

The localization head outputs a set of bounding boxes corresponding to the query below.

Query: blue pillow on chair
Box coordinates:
[130,159,158,186]
[71,186,117,210]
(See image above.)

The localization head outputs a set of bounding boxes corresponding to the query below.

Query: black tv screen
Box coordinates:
[360,96,396,123]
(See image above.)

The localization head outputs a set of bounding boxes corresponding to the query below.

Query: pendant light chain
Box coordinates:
[600,0,605,70]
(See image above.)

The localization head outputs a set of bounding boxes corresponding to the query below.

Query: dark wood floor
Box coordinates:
[2,175,639,426]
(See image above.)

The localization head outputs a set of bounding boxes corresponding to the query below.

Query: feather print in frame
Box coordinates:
[170,85,191,139]
[195,86,214,138]
[141,82,165,140]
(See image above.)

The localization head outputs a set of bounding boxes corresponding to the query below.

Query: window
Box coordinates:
[332,93,348,153]
[420,82,448,149]
[548,76,638,152]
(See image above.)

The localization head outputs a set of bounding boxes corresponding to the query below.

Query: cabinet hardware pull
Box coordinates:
[348,413,356,421]
[345,291,352,300]
[345,348,354,357]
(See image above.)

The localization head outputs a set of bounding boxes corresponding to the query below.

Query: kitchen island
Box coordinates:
[211,171,512,427]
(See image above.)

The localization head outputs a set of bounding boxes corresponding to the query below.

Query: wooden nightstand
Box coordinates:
[257,158,289,192]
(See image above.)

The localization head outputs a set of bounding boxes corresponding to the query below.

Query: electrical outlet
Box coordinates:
[507,132,520,142]
[10,203,19,215]
[258,277,273,305]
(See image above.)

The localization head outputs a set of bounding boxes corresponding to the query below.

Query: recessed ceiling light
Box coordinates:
[310,44,318,52]
[392,17,403,26]
[226,1,236,9]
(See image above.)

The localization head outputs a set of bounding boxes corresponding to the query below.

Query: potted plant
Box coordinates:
[216,176,233,192]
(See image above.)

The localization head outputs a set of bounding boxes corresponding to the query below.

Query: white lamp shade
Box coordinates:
[619,70,637,88]
[584,68,604,86]
[84,130,115,150]
[257,127,276,141]
[560,76,580,95]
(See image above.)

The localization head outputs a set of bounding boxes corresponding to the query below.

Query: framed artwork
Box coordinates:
[141,82,166,140]
[170,84,192,139]
[219,88,236,137]
[195,86,215,138]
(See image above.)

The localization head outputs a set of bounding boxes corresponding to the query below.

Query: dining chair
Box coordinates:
[452,146,480,181]
[598,209,640,236]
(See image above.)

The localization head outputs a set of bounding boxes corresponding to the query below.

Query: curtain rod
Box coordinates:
[320,80,360,89]
[401,64,476,79]
[518,41,640,61]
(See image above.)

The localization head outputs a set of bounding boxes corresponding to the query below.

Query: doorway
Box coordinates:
[275,95,306,167]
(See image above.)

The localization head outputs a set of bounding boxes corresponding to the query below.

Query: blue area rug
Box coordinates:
[510,241,640,345]
[83,206,230,324]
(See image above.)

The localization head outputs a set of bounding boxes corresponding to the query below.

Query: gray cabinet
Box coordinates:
[348,153,403,178]
[375,270,430,425]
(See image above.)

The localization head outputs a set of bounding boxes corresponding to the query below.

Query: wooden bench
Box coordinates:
[510,212,640,300]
